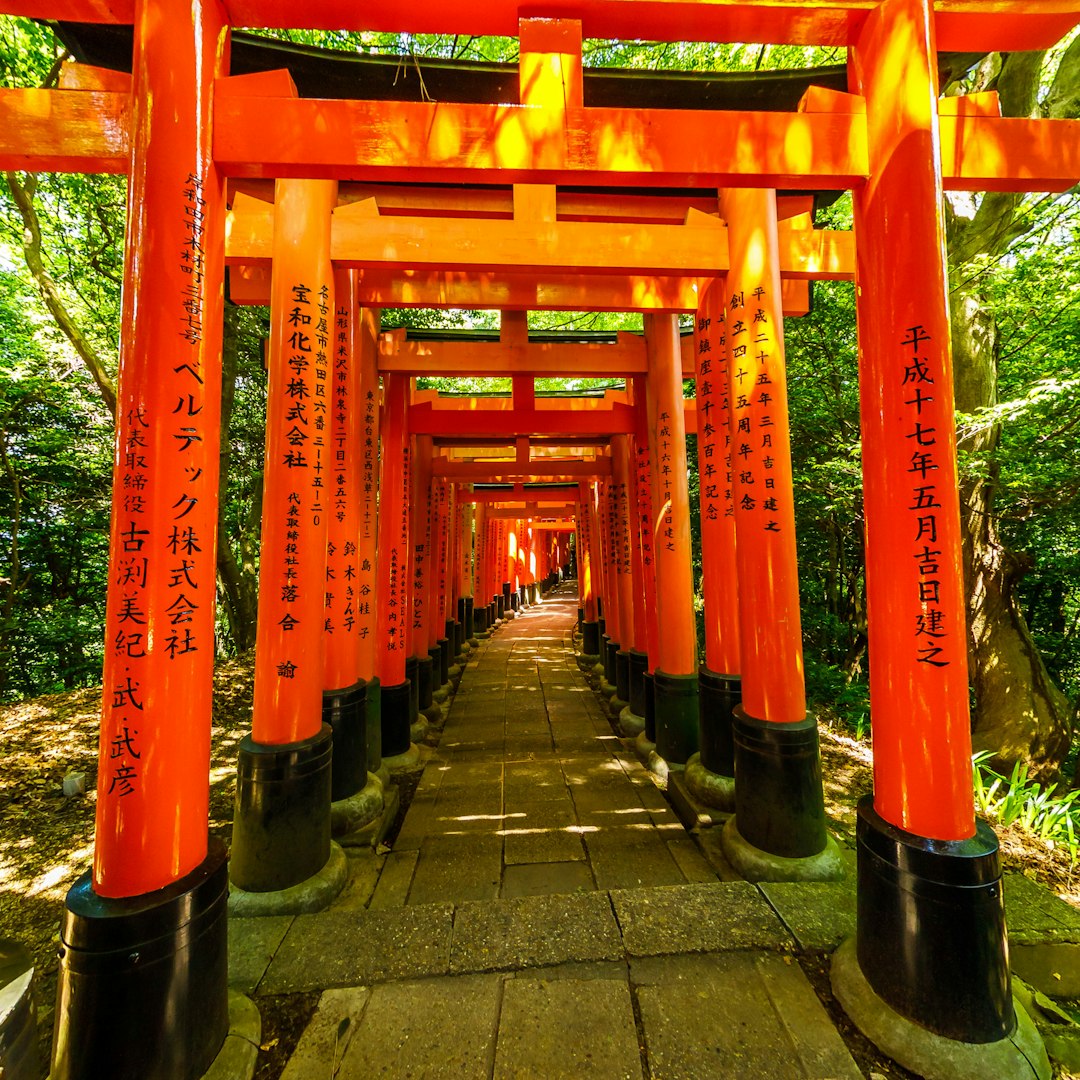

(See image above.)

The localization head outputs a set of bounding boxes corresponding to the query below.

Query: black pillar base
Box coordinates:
[598,615,606,639]
[488,600,496,626]
[438,638,450,684]
[732,706,827,859]
[1,938,40,1080]
[581,620,601,656]
[615,649,631,703]
[464,596,474,637]
[512,589,521,610]
[502,582,512,609]
[365,676,382,773]
[698,667,740,778]
[404,656,420,725]
[417,655,434,710]
[653,670,699,765]
[473,606,486,634]
[51,839,229,1080]
[381,680,412,758]
[429,645,445,689]
[603,637,618,685]
[628,650,648,717]
[323,679,368,801]
[496,594,505,619]
[578,607,584,633]
[644,671,656,742]
[856,795,1013,1042]
[231,724,333,892]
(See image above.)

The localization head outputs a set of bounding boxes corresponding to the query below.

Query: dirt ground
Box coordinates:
[1,661,1077,1077]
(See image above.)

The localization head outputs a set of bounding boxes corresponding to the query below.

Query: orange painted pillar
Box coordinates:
[843,0,1011,1045]
[624,388,652,727]
[633,380,661,673]
[355,307,381,772]
[375,372,411,758]
[694,279,742,790]
[460,499,475,637]
[471,499,488,632]
[644,314,699,764]
[410,434,435,713]
[599,478,621,667]
[429,477,451,677]
[577,487,601,656]
[54,1,232,1074]
[321,267,367,801]
[611,434,636,706]
[719,187,834,870]
[232,178,338,895]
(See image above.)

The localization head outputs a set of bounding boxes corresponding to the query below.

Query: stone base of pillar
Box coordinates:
[433,685,451,705]
[423,700,445,727]
[410,716,430,745]
[653,670,700,766]
[331,772,384,838]
[0,938,38,1080]
[633,729,656,765]
[230,725,333,893]
[323,680,367,802]
[599,676,616,699]
[729,706,833,864]
[698,667,739,779]
[618,705,646,738]
[721,817,844,882]
[51,839,229,1080]
[684,751,735,812]
[381,681,412,759]
[841,797,1023,1048]
[228,842,348,917]
[577,652,601,672]
[831,938,1049,1080]
[383,743,422,772]
[375,763,391,789]
[200,991,261,1080]
[608,695,629,721]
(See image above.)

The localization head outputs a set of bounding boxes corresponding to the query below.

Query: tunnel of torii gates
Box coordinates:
[2,0,1080,1076]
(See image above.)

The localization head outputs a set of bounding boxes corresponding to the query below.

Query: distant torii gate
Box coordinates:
[2,1,1079,1077]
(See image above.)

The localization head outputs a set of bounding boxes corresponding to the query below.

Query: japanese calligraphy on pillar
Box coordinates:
[900,324,952,669]
[728,286,785,534]
[694,298,735,525]
[356,351,378,666]
[386,440,410,655]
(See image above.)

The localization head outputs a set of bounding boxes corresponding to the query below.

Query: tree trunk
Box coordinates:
[951,285,1074,777]
[215,305,260,652]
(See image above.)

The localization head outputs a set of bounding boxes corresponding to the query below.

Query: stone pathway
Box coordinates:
[230,585,869,1079]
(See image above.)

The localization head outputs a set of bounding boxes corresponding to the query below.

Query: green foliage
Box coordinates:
[973,751,1080,863]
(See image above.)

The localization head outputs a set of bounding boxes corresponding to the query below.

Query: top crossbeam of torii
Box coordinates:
[5,0,1080,50]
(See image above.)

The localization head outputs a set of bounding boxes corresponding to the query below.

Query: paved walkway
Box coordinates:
[229,584,870,1079]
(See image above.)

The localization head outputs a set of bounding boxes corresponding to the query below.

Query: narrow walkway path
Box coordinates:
[378,584,717,905]
[237,583,866,1079]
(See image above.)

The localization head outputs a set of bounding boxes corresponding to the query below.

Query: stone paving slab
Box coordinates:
[450,891,623,973]
[632,953,862,1079]
[259,904,454,993]
[584,828,690,890]
[759,880,857,951]
[493,976,644,1080]
[501,861,597,898]
[611,882,794,956]
[336,974,502,1079]
[227,914,293,993]
[407,833,504,905]
[368,850,418,909]
[280,987,370,1080]
[1006,872,1080,943]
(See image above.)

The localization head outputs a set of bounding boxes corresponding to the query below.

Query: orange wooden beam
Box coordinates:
[435,459,611,479]
[460,486,580,503]
[411,402,637,438]
[9,0,1077,51]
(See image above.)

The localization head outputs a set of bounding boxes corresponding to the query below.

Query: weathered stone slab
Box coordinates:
[259,904,453,993]
[611,882,793,955]
[503,800,585,865]
[450,891,622,973]
[407,834,504,905]
[1006,873,1080,944]
[493,977,643,1080]
[584,829,688,890]
[227,915,293,993]
[368,850,418,909]
[337,974,501,1079]
[665,834,719,884]
[758,881,857,951]
[281,987,370,1080]
[633,953,861,1079]
[502,861,596,899]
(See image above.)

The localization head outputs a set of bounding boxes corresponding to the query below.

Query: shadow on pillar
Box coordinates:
[51,838,229,1080]
[831,796,1050,1078]
[381,680,412,759]
[721,708,843,881]
[230,725,333,892]
[684,668,739,811]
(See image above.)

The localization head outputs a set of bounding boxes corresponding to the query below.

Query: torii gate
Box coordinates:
[2,1,1079,1078]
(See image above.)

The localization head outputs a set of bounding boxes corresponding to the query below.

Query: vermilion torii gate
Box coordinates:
[3,1,1080,1077]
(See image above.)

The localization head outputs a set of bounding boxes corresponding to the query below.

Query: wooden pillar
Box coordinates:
[321,267,367,800]
[644,314,699,764]
[231,178,338,895]
[838,0,1014,1049]
[694,279,742,786]
[719,186,834,871]
[611,434,636,705]
[53,1,232,1075]
[410,434,434,712]
[375,372,411,757]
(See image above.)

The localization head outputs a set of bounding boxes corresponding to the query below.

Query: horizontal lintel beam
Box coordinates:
[436,460,611,479]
